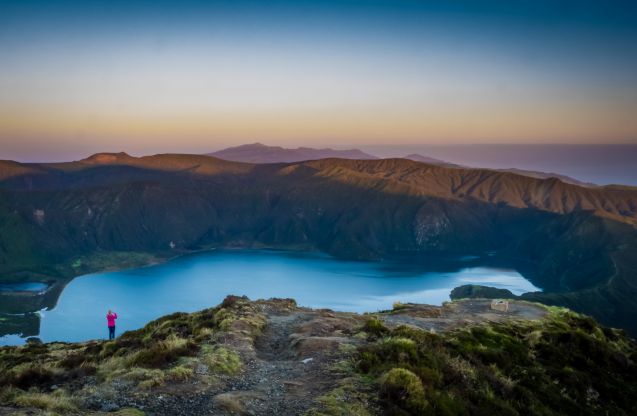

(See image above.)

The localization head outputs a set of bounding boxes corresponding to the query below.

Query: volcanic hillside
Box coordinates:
[0,153,636,333]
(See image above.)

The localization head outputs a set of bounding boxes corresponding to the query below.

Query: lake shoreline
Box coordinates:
[1,248,541,345]
[1,244,544,314]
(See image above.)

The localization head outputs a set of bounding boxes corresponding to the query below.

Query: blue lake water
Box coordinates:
[0,282,49,292]
[0,250,540,345]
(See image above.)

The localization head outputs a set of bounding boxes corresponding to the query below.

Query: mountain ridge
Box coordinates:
[403,153,596,186]
[4,153,634,222]
[403,153,462,168]
[208,143,377,163]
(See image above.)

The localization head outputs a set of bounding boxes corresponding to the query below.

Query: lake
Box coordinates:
[0,249,540,345]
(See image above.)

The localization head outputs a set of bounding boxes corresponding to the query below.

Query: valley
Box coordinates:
[3,1,637,414]
[0,153,636,336]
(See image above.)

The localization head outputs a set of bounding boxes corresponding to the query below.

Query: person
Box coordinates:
[107,310,118,340]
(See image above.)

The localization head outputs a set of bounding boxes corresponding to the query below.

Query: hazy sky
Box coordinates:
[1,0,637,160]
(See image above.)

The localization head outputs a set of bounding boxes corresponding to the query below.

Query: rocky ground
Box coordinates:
[135,299,546,415]
[117,306,368,415]
[2,297,634,416]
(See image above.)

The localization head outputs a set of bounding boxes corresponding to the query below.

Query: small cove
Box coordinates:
[0,282,49,293]
[0,249,541,345]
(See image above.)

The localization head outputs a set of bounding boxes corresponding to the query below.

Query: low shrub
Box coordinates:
[194,327,214,342]
[3,365,54,390]
[59,351,91,369]
[392,302,409,311]
[130,335,197,368]
[362,317,388,338]
[380,337,418,362]
[380,368,427,413]
[99,340,121,358]
[357,309,637,415]
[221,295,247,308]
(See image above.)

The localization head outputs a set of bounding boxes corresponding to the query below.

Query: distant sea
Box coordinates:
[362,144,637,186]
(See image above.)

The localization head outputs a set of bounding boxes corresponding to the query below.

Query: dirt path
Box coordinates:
[254,313,310,360]
[131,309,359,415]
[129,299,547,415]
[230,311,332,415]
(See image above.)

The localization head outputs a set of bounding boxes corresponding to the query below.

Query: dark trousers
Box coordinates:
[108,326,116,340]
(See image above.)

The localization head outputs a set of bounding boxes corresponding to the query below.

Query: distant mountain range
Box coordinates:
[403,153,462,168]
[209,143,596,186]
[495,168,596,187]
[386,153,595,186]
[1,152,637,335]
[207,143,377,163]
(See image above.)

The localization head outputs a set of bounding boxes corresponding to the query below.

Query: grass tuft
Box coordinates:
[201,345,242,375]
[11,389,77,412]
[166,364,194,381]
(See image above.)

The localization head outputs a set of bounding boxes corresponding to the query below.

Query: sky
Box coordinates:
[1,0,637,161]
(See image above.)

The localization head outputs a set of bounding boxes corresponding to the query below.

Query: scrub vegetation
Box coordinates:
[0,297,635,415]
[356,307,637,415]
[0,296,267,414]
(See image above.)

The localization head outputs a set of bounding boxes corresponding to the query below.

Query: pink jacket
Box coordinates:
[107,312,117,327]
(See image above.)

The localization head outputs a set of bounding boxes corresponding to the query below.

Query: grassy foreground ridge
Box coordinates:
[0,296,635,415]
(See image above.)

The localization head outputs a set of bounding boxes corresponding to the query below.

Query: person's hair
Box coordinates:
[108,309,112,314]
